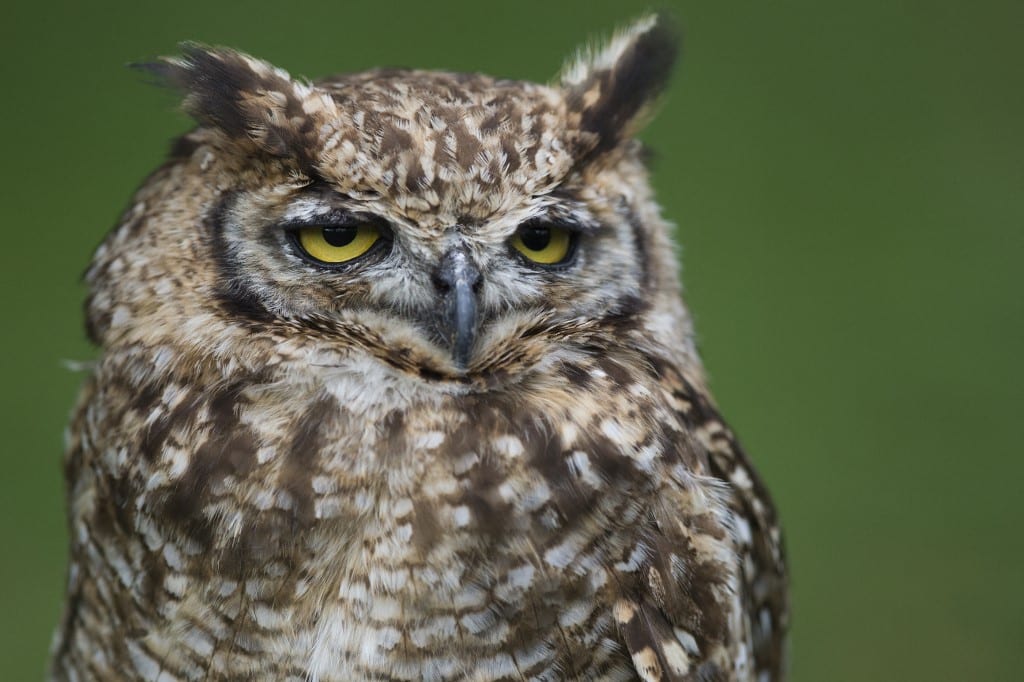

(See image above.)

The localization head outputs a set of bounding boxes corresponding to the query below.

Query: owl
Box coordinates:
[50,14,787,682]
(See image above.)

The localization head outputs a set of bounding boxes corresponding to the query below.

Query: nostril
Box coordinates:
[431,270,452,293]
[434,246,481,295]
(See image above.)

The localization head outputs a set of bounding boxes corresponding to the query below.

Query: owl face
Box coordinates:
[214,142,649,376]
[89,16,683,386]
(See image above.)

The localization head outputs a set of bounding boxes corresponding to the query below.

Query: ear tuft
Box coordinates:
[560,13,680,156]
[135,44,327,168]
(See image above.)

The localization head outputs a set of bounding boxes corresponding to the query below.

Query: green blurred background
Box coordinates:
[2,0,1021,679]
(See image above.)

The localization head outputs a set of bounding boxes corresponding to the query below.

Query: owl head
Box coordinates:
[87,15,694,388]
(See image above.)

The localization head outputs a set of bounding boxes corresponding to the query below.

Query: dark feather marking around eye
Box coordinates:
[624,204,652,289]
[535,191,602,236]
[300,179,368,205]
[208,192,275,325]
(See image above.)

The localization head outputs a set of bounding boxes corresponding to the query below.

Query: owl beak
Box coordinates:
[433,246,481,369]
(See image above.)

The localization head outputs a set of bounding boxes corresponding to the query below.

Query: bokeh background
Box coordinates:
[2,0,1021,679]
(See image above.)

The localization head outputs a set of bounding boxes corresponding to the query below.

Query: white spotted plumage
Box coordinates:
[51,13,787,682]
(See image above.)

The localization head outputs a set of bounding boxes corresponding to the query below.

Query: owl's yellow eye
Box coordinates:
[511,224,574,265]
[295,224,381,264]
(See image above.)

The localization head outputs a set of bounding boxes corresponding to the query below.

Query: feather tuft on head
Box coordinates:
[559,13,680,157]
[136,44,337,171]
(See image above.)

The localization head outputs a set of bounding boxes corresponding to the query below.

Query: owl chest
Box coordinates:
[279,402,674,679]
[98,364,713,678]
[290,475,646,681]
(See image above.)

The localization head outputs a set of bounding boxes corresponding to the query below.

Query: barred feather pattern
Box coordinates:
[54,338,785,681]
[51,13,787,682]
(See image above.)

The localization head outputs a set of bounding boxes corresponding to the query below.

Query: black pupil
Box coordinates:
[322,226,358,247]
[520,226,552,251]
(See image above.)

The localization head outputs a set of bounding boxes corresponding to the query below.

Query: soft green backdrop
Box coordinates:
[2,1,1021,679]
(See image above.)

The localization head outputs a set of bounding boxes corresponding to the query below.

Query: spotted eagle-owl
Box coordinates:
[50,14,788,682]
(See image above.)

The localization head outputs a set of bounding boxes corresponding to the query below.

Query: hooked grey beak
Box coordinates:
[432,246,481,368]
